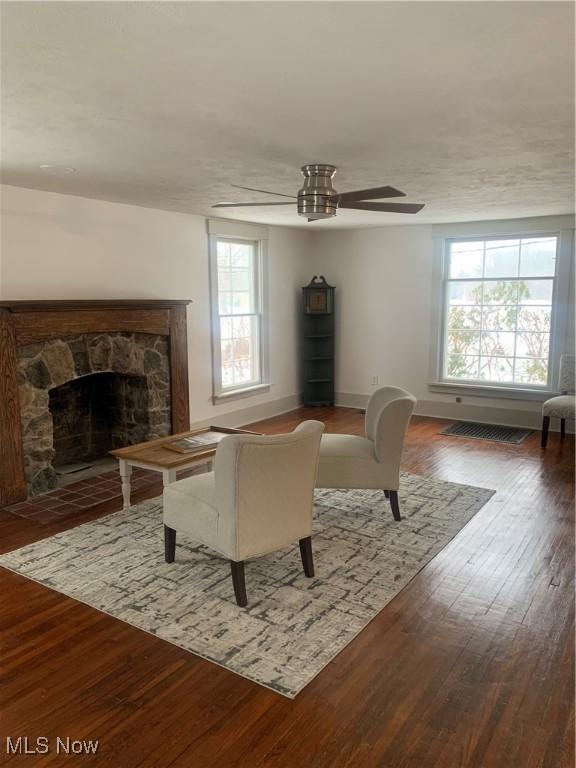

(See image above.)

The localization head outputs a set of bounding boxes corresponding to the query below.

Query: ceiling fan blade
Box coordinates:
[338,186,406,202]
[339,201,425,214]
[231,184,296,199]
[212,201,296,208]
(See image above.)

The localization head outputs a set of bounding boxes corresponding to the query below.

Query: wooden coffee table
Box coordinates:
[110,426,258,509]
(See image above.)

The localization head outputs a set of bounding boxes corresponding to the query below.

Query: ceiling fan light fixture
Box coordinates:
[297,164,338,219]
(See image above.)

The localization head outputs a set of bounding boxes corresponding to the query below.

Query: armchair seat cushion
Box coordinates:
[317,434,395,490]
[163,472,220,551]
[542,395,576,419]
[319,434,377,460]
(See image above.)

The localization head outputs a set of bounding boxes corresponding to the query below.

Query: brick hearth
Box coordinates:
[3,464,203,524]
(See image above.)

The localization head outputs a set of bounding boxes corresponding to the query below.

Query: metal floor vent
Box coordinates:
[440,421,531,444]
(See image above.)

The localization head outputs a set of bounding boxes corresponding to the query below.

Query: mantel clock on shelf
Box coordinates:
[301,276,335,406]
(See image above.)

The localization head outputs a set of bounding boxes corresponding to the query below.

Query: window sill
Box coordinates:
[213,383,270,405]
[428,381,555,402]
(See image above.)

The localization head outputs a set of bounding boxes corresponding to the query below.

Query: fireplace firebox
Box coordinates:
[49,372,151,469]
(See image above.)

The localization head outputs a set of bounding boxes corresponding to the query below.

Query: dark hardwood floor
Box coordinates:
[1,409,574,767]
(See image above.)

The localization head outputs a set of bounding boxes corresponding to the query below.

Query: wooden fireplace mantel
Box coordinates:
[0,299,192,506]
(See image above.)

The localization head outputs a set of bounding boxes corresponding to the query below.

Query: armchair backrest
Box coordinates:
[559,354,575,395]
[365,386,416,470]
[214,420,324,561]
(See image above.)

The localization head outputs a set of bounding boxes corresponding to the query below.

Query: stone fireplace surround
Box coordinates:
[0,300,190,506]
[19,332,172,495]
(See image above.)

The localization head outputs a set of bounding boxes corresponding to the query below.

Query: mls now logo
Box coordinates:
[6,736,99,755]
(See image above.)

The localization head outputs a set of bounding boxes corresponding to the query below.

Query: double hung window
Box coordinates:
[210,236,267,399]
[441,235,560,388]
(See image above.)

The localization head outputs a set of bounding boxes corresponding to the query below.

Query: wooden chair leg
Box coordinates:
[164,525,176,562]
[299,536,315,578]
[230,561,248,607]
[383,490,390,499]
[561,418,566,438]
[541,416,550,448]
[389,491,401,521]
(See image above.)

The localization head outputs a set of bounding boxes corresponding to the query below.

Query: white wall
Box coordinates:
[0,185,312,426]
[310,224,435,401]
[2,185,573,431]
[311,217,575,428]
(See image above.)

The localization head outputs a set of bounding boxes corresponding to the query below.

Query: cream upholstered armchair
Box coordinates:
[316,386,416,520]
[163,421,324,606]
[541,354,575,448]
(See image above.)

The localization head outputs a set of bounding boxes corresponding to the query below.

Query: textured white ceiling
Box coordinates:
[1,1,574,229]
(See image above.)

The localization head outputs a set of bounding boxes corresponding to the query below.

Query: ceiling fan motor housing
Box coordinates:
[297,164,338,219]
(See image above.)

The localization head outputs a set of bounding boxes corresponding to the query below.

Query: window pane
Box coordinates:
[231,269,250,291]
[218,269,231,291]
[519,279,553,305]
[517,306,551,332]
[232,292,252,314]
[480,332,516,356]
[448,281,483,305]
[482,306,518,332]
[449,241,484,279]
[218,291,232,314]
[484,240,519,278]
[230,242,251,268]
[479,356,514,382]
[519,238,556,277]
[515,332,550,359]
[217,240,231,267]
[445,353,479,379]
[220,316,232,340]
[448,330,480,354]
[221,355,234,387]
[514,358,548,385]
[447,305,482,330]
[482,281,518,305]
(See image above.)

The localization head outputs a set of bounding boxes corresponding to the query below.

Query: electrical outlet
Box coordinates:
[371,375,379,386]
[455,396,462,403]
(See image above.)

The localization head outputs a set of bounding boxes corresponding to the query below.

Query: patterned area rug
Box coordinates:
[0,473,494,698]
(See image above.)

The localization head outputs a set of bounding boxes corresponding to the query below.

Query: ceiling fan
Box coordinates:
[212,164,425,222]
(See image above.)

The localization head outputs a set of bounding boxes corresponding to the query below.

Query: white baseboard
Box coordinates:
[336,392,369,409]
[415,399,544,430]
[190,394,301,431]
[191,391,573,434]
[336,392,573,433]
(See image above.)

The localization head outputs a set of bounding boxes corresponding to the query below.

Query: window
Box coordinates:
[210,236,268,399]
[442,235,559,388]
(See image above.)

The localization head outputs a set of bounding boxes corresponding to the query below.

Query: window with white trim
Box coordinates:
[210,236,267,398]
[441,235,559,388]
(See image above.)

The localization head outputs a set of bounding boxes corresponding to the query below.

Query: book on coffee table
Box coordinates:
[164,430,229,455]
